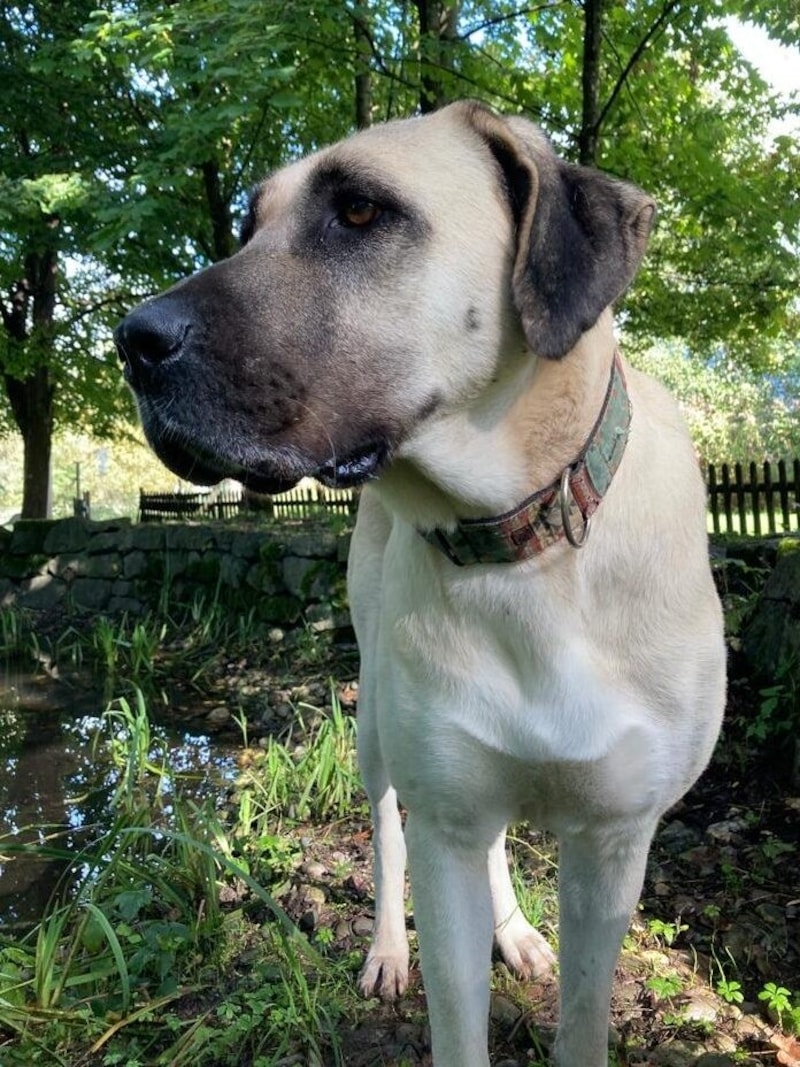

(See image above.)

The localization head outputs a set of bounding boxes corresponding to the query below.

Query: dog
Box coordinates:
[115,100,726,1067]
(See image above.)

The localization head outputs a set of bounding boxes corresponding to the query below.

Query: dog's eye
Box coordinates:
[337,198,382,228]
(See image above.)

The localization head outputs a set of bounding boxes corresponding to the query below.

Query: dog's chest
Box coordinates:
[372,547,650,825]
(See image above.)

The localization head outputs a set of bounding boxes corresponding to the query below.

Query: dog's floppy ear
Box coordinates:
[459,103,656,359]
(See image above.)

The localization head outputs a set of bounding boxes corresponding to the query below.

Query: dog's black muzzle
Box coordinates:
[114,292,390,493]
[113,293,309,492]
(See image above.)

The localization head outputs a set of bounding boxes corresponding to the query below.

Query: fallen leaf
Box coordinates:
[773,1031,800,1067]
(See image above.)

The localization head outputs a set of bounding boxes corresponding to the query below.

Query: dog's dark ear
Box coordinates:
[459,103,656,359]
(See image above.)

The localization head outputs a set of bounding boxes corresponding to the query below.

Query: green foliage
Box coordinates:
[749,656,799,743]
[645,972,684,1001]
[230,685,362,830]
[0,686,346,1065]
[628,342,800,463]
[646,918,688,948]
[758,983,800,1033]
[716,978,745,1005]
[2,0,799,515]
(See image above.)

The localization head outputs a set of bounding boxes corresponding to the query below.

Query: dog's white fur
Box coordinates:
[343,107,726,1067]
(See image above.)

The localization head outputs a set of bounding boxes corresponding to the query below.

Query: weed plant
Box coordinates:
[0,686,354,1066]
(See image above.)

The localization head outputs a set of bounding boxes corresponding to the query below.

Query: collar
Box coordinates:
[421,350,631,566]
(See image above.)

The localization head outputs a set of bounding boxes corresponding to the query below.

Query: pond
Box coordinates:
[0,668,241,927]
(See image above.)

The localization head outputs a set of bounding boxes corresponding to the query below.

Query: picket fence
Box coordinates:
[139,459,800,537]
[706,458,800,536]
[138,483,356,523]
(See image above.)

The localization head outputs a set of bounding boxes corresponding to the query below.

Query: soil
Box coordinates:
[9,610,800,1066]
[187,632,799,1067]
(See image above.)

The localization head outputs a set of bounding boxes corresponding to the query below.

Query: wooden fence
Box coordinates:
[706,459,800,536]
[138,490,243,522]
[139,460,800,537]
[138,484,357,523]
[268,483,356,518]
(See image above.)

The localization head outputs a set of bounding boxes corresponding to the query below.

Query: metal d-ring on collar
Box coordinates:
[559,466,591,548]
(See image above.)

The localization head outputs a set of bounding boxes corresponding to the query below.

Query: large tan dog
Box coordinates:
[115,101,726,1067]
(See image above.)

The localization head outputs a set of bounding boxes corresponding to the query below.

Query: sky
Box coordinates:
[724,18,800,97]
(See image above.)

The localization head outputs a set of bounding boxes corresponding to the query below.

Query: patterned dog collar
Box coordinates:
[421,351,631,566]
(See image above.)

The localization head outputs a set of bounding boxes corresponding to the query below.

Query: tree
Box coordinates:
[0,1,137,518]
[1,0,798,517]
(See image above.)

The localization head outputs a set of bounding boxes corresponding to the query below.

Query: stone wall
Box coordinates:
[0,517,352,632]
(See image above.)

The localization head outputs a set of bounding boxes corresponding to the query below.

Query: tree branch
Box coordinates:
[458,2,565,41]
[595,0,682,135]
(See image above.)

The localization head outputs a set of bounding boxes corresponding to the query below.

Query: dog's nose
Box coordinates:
[114,301,190,386]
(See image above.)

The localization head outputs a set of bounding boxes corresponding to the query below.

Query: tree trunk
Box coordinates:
[6,368,55,519]
[578,0,605,166]
[1,243,58,519]
[352,5,373,129]
[201,158,236,261]
[414,0,459,114]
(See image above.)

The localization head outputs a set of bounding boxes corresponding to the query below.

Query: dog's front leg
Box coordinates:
[405,812,495,1067]
[358,782,409,998]
[554,818,658,1067]
[357,696,409,999]
[489,827,556,978]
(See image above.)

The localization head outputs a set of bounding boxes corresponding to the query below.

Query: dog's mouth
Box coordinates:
[314,441,388,488]
[141,407,389,494]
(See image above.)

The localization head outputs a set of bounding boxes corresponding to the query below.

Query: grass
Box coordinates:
[2,590,798,1063]
[707,509,799,537]
[0,682,357,1065]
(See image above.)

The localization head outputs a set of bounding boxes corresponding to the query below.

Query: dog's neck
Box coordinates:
[379,312,621,536]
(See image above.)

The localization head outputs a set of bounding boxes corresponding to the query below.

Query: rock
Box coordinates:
[70,577,111,610]
[334,919,352,941]
[299,860,328,880]
[206,706,231,724]
[681,990,719,1023]
[20,573,66,610]
[490,993,522,1025]
[709,1033,738,1053]
[658,819,702,854]
[352,915,374,937]
[344,874,369,899]
[282,556,320,598]
[649,1039,704,1065]
[300,885,326,907]
[706,817,749,843]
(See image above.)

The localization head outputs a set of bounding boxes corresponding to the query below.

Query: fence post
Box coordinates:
[763,460,775,535]
[708,463,719,534]
[734,462,747,535]
[777,459,790,531]
[749,461,761,536]
[720,464,732,534]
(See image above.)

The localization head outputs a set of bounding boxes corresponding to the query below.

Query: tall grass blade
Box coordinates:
[80,901,131,1011]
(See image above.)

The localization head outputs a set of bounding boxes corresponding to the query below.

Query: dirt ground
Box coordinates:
[12,595,799,1066]
[213,660,798,1067]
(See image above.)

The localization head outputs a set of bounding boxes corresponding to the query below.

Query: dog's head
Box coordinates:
[115,101,654,493]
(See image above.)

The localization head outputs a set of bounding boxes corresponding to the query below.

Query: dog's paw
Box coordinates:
[359,945,410,1000]
[494,914,556,979]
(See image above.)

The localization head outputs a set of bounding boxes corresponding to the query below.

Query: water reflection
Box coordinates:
[0,672,240,926]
